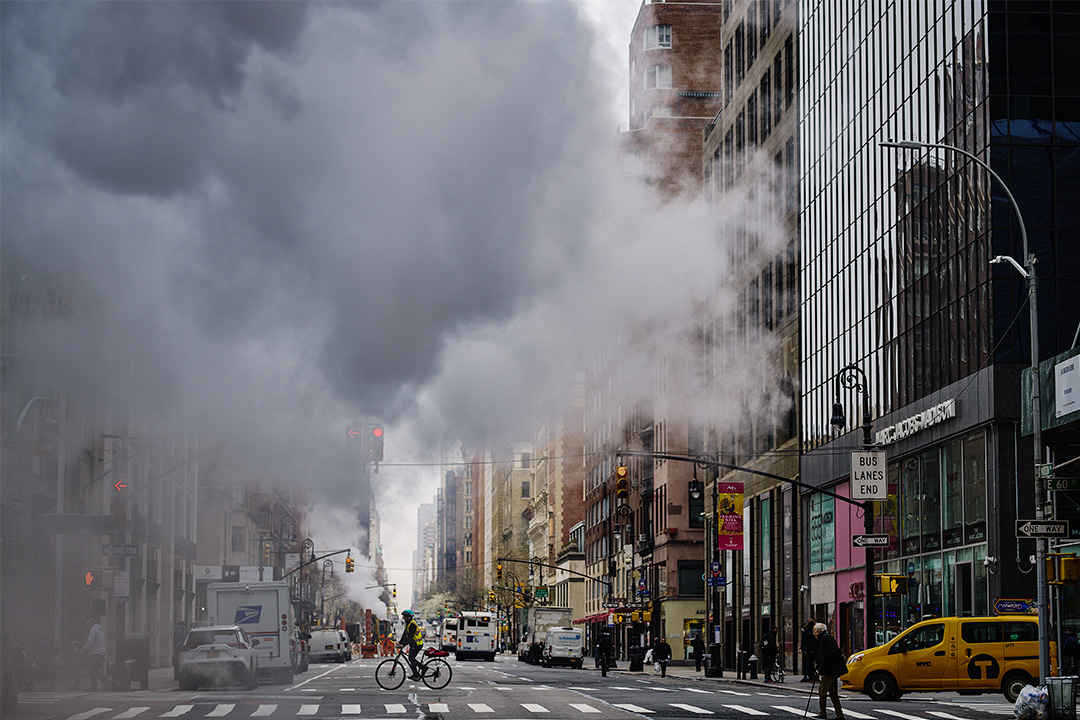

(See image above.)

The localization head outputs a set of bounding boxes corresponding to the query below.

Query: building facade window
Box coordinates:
[678,560,705,596]
[645,24,672,49]
[231,526,245,553]
[809,493,835,574]
[644,64,672,90]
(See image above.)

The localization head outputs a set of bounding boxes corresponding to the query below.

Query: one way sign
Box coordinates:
[1016,520,1071,538]
[852,534,890,548]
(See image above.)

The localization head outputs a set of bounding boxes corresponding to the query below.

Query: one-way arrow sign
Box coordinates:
[1015,520,1071,538]
[852,534,890,547]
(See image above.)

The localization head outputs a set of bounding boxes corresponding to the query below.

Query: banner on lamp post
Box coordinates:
[717,481,744,550]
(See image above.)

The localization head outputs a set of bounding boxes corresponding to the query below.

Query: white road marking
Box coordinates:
[927,713,968,720]
[159,708,193,718]
[284,665,339,691]
[877,711,927,720]
[296,706,318,716]
[839,710,878,719]
[428,703,450,713]
[207,705,234,717]
[719,689,753,696]
[339,687,355,691]
[568,704,601,713]
[521,703,549,713]
[112,709,150,719]
[68,710,112,720]
[341,705,363,715]
[679,687,714,694]
[771,707,812,716]
[385,704,407,713]
[251,706,277,717]
[612,704,654,714]
[468,703,494,713]
[669,703,713,714]
[721,705,768,716]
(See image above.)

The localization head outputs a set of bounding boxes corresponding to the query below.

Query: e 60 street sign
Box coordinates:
[850,451,887,500]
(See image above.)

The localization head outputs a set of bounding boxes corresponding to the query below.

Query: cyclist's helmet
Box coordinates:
[401,609,414,618]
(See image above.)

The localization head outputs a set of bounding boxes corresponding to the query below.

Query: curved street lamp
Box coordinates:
[882,139,1047,683]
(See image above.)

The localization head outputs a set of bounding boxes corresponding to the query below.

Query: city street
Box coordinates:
[13,656,1020,720]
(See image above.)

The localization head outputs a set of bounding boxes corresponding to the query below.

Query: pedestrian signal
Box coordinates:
[876,573,908,595]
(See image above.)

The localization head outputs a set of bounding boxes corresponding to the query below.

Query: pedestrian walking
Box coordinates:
[71,616,107,691]
[654,637,672,678]
[813,622,846,720]
[598,629,613,677]
[1064,628,1080,676]
[800,618,818,681]
[760,627,777,683]
[691,634,706,672]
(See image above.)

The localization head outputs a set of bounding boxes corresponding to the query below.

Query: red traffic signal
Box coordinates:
[368,426,384,462]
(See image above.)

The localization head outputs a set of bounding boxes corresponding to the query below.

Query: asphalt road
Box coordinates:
[17,655,1022,720]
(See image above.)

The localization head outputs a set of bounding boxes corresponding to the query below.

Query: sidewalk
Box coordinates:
[6,666,178,720]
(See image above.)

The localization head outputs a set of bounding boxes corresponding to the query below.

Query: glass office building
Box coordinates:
[798,0,1080,653]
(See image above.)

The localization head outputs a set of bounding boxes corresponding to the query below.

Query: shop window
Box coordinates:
[678,560,705,597]
[963,431,987,545]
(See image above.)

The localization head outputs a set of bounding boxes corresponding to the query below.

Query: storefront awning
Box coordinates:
[573,611,612,624]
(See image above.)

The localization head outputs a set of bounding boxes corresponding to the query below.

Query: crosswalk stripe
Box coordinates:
[207,705,234,717]
[251,706,277,717]
[927,713,967,720]
[159,707,193,718]
[839,711,877,719]
[385,704,407,714]
[428,703,450,713]
[68,709,112,720]
[341,705,363,715]
[612,704,654,714]
[296,706,318,716]
[680,687,714,694]
[568,704,601,713]
[877,711,925,720]
[112,708,150,719]
[719,689,753,696]
[468,704,494,713]
[669,703,713,714]
[520,703,549,713]
[339,688,356,691]
[721,705,768,716]
[771,707,811,716]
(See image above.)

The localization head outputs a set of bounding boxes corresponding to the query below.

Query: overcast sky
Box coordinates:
[2,0,741,610]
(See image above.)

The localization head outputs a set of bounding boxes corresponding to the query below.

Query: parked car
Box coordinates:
[308,629,347,663]
[178,625,259,690]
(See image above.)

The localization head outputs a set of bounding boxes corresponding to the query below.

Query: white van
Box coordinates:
[542,626,584,668]
[308,629,347,663]
[440,618,459,652]
[456,611,497,661]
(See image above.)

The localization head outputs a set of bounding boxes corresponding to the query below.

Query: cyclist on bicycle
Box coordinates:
[398,610,423,680]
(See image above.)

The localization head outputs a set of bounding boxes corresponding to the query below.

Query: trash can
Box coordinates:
[115,634,150,691]
[1048,676,1077,720]
[705,643,723,677]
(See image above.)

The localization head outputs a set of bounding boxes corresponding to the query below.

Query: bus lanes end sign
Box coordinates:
[851,451,887,501]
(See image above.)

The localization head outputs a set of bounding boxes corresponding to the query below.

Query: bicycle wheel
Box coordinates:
[375,658,407,690]
[422,658,452,690]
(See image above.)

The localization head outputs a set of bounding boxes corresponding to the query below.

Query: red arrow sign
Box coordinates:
[347,427,360,439]
[115,479,127,492]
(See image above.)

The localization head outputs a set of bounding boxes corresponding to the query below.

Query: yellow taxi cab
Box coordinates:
[843,615,1055,703]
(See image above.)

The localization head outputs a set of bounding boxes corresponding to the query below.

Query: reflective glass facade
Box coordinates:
[800,1,992,447]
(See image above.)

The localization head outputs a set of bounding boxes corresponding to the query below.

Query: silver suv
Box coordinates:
[179,625,259,690]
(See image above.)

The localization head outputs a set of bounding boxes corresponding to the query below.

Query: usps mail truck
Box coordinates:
[208,581,295,684]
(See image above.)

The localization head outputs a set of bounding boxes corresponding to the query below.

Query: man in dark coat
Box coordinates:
[653,637,672,677]
[690,634,706,672]
[760,627,778,682]
[813,622,846,719]
[800,618,818,681]
[1064,629,1080,675]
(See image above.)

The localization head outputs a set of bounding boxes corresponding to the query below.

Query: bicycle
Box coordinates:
[764,657,785,684]
[375,646,452,690]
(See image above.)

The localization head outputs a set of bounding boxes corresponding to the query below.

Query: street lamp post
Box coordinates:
[831,363,877,652]
[882,139,1048,683]
[689,460,723,677]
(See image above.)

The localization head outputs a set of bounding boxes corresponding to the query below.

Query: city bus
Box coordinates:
[455,611,497,661]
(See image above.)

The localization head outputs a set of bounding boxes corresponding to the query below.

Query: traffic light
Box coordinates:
[489,590,496,602]
[34,413,58,456]
[262,541,271,565]
[496,563,503,581]
[345,556,355,573]
[392,586,396,597]
[877,573,908,595]
[615,466,629,499]
[368,426,384,462]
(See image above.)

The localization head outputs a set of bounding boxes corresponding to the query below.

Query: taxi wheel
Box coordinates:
[865,671,898,701]
[1003,672,1031,703]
